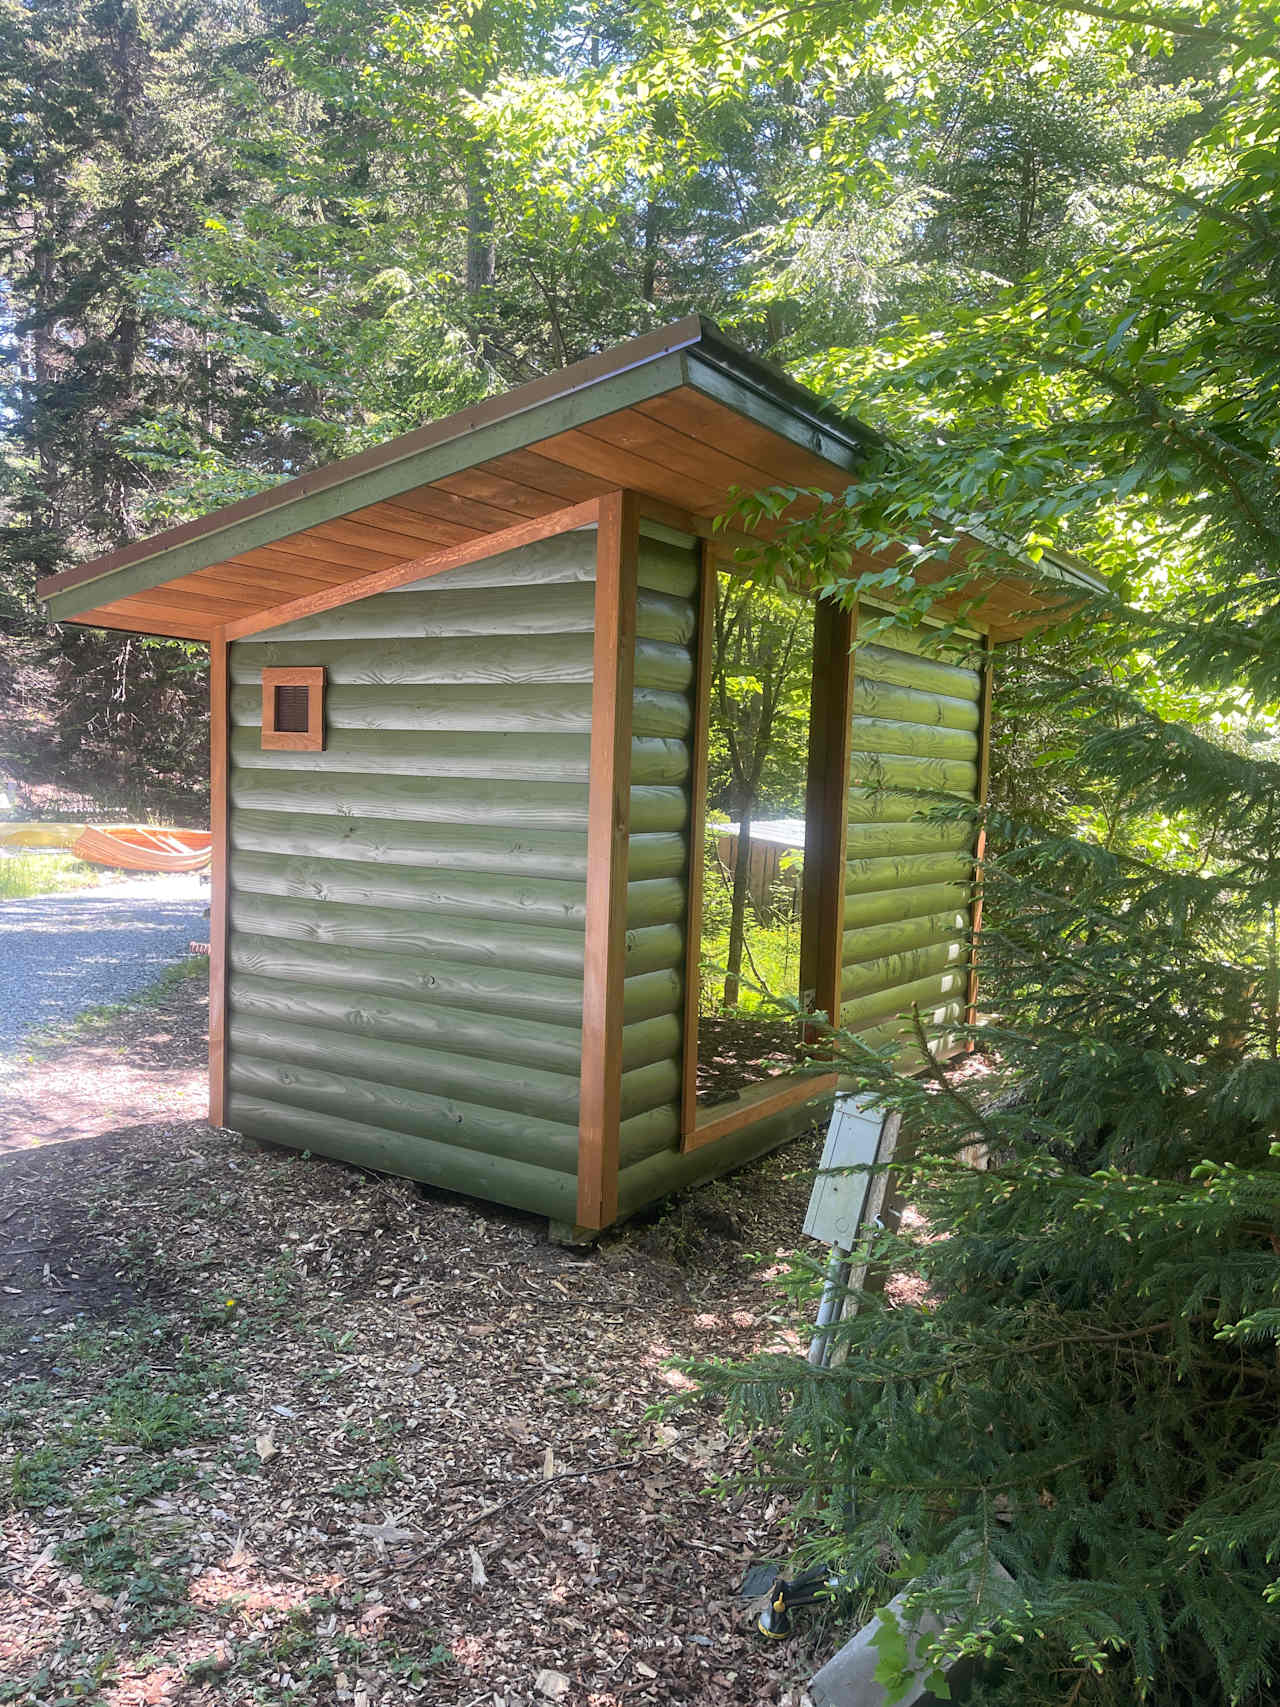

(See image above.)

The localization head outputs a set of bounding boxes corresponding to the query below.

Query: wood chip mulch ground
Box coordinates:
[0,966,208,1155]
[694,1017,804,1109]
[0,969,849,1707]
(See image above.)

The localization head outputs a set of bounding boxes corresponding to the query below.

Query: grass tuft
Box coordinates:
[0,849,104,899]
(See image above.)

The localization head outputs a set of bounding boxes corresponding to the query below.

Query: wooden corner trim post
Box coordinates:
[577,491,639,1229]
[800,597,856,1041]
[965,632,995,1037]
[679,541,716,1148]
[208,628,230,1126]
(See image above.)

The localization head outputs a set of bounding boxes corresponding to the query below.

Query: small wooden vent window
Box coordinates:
[261,666,326,751]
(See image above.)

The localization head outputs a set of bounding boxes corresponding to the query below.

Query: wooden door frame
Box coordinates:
[679,567,853,1155]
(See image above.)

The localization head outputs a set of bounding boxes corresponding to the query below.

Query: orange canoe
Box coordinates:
[70,824,212,873]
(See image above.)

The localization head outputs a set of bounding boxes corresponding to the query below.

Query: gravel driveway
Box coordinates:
[0,872,209,1059]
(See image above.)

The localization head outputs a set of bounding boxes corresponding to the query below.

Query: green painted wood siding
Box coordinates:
[225,529,603,1222]
[843,620,982,1048]
[619,527,699,1174]
[615,532,839,1215]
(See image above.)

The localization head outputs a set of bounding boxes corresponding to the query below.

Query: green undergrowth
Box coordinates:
[182,1601,450,1701]
[0,1299,454,1702]
[27,953,208,1048]
[1,1314,244,1650]
[186,1598,450,1695]
[2,1314,243,1510]
[0,848,104,899]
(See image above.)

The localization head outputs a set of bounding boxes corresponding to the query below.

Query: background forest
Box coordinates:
[0,0,1244,823]
[4,1,1280,1703]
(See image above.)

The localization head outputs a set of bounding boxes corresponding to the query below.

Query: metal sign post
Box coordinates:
[804,1095,901,1366]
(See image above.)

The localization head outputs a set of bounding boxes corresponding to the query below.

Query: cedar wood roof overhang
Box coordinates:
[39,316,1099,642]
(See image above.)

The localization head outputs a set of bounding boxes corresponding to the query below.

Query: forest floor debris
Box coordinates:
[0,955,208,1153]
[0,971,840,1706]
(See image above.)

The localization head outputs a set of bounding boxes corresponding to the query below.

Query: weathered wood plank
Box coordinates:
[849,715,979,763]
[230,1012,583,1127]
[854,641,981,700]
[845,850,974,895]
[231,972,587,1073]
[842,881,972,933]
[631,786,689,834]
[234,631,598,689]
[226,1095,579,1221]
[229,932,586,1026]
[840,967,970,1033]
[230,891,588,976]
[840,940,970,1002]
[230,729,682,789]
[636,587,697,645]
[230,811,684,883]
[236,681,596,736]
[851,674,980,731]
[846,797,975,841]
[634,636,696,694]
[847,752,979,795]
[620,1104,682,1169]
[230,767,590,825]
[231,850,589,928]
[842,909,971,985]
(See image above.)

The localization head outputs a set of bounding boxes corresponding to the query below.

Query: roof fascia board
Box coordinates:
[942,510,1107,599]
[43,344,694,623]
[684,348,872,476]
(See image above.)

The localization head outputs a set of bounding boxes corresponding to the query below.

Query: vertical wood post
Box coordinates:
[800,598,856,1041]
[208,629,230,1126]
[965,633,996,1038]
[577,492,639,1229]
[679,542,716,1145]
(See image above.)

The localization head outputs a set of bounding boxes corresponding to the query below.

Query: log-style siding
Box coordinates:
[842,622,982,1048]
[618,526,698,1173]
[615,530,844,1212]
[222,521,987,1227]
[225,528,602,1221]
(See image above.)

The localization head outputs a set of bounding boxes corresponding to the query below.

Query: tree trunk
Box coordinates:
[641,197,660,302]
[465,151,496,300]
[464,2,496,360]
[723,811,754,1009]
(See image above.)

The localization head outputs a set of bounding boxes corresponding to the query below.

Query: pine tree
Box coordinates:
[0,0,256,807]
[687,9,1280,1703]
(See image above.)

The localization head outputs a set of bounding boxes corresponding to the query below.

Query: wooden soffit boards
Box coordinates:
[38,316,1096,642]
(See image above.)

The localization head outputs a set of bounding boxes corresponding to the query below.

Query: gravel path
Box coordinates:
[0,873,209,1058]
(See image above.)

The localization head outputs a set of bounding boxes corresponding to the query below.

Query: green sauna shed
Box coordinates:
[40,318,1093,1232]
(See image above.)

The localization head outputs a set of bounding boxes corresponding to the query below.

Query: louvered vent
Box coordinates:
[273,683,311,733]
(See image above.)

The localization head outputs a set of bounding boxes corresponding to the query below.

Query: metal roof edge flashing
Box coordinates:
[688,321,885,464]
